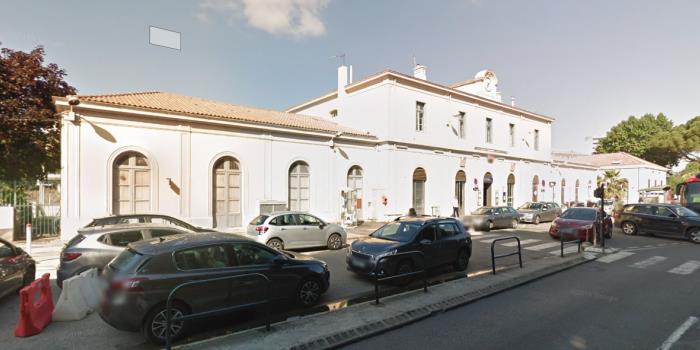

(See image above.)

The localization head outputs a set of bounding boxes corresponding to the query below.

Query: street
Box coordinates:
[344,232,700,350]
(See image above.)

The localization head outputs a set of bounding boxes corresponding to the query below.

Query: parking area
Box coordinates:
[0,221,578,349]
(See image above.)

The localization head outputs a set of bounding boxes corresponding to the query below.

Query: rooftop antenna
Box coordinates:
[332,53,346,66]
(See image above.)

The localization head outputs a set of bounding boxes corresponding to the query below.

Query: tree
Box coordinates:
[595,113,676,167]
[648,116,700,165]
[597,170,628,200]
[668,161,700,190]
[0,44,76,182]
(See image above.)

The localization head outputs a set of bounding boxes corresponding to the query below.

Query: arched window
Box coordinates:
[507,174,515,207]
[455,170,466,215]
[412,168,427,215]
[213,156,242,228]
[532,175,540,202]
[346,166,364,220]
[113,152,150,214]
[561,179,566,205]
[289,161,310,211]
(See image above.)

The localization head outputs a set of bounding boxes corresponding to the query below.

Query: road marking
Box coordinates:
[472,234,500,241]
[629,256,668,269]
[668,260,700,275]
[657,316,698,350]
[525,242,561,251]
[501,239,540,247]
[597,251,635,263]
[549,245,580,255]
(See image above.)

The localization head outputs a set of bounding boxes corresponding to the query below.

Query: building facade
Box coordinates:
[55,67,601,241]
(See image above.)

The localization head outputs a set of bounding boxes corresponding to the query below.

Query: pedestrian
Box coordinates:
[663,186,674,204]
[452,196,460,217]
[407,208,417,217]
[612,195,624,221]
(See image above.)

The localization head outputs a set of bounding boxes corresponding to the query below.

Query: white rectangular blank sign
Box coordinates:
[149,26,180,50]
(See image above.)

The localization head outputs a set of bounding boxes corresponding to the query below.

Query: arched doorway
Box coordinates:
[213,156,242,228]
[575,179,580,203]
[346,166,363,221]
[455,170,466,216]
[561,179,566,205]
[507,174,515,207]
[412,168,427,215]
[113,152,150,215]
[289,161,310,211]
[532,175,539,202]
[483,172,493,207]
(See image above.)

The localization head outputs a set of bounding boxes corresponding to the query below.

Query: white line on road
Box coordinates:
[667,261,700,275]
[501,239,540,247]
[597,251,635,263]
[629,256,668,269]
[657,316,698,350]
[549,245,580,255]
[472,234,501,241]
[524,242,561,251]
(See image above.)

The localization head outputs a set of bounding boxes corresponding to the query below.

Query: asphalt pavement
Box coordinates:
[344,232,700,350]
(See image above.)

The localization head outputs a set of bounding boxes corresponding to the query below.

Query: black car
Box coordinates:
[100,232,330,344]
[466,206,520,231]
[0,238,36,299]
[618,204,700,243]
[346,217,471,277]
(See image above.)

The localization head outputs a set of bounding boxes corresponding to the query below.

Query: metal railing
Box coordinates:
[165,273,271,350]
[559,233,582,257]
[490,237,522,275]
[373,251,427,305]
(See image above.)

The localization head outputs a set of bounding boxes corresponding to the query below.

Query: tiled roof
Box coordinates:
[68,91,375,138]
[556,152,667,170]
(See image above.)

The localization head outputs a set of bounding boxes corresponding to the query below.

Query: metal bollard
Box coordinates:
[25,223,32,254]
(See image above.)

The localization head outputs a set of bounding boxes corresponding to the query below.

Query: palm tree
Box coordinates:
[597,170,628,200]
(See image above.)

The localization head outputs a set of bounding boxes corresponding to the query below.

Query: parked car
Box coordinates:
[246,212,347,250]
[99,232,330,344]
[57,224,194,287]
[0,238,35,299]
[618,204,700,243]
[346,217,471,278]
[518,202,562,224]
[465,206,520,231]
[82,214,211,233]
[549,207,612,242]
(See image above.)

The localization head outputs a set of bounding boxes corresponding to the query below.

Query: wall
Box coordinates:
[0,206,13,241]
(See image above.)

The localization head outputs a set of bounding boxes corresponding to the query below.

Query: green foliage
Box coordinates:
[668,162,700,190]
[595,113,676,167]
[0,44,77,182]
[648,116,700,165]
[597,170,628,200]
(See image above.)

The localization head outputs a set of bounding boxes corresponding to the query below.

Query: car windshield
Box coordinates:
[249,215,269,226]
[560,209,596,221]
[473,208,493,215]
[371,222,422,242]
[109,249,144,272]
[673,206,699,217]
[519,203,541,210]
[687,182,700,204]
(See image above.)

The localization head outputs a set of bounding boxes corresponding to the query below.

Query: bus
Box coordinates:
[676,173,700,214]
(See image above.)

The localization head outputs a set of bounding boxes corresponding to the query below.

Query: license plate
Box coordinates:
[352,259,368,268]
[560,228,576,235]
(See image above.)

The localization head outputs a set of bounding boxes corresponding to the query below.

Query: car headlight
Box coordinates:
[372,249,397,262]
[583,224,593,229]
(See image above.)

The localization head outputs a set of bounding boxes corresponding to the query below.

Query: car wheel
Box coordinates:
[453,249,470,272]
[326,233,343,250]
[688,229,700,244]
[142,302,189,345]
[296,277,322,307]
[486,221,493,231]
[534,215,541,225]
[621,222,637,235]
[266,238,284,250]
[511,219,518,229]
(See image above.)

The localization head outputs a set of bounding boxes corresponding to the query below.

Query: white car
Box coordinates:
[246,211,347,251]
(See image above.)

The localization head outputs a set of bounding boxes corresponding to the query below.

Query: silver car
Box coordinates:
[57,223,194,287]
[246,212,347,250]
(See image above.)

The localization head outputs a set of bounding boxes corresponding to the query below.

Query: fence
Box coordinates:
[0,188,60,240]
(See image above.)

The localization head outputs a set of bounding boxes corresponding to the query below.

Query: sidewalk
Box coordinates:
[177,253,596,350]
[17,238,63,279]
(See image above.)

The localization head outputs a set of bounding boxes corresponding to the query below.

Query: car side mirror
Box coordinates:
[319,223,326,229]
[419,239,432,245]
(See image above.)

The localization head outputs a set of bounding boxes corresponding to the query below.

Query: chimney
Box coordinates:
[337,65,348,95]
[510,96,516,107]
[413,64,427,80]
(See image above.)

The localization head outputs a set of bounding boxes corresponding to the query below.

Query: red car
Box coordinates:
[549,207,612,242]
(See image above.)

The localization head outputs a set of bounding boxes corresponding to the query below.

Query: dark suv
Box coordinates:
[346,217,471,277]
[99,232,330,344]
[618,204,700,243]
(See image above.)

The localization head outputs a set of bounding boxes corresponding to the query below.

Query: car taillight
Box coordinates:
[255,226,269,233]
[62,252,82,261]
[109,278,147,292]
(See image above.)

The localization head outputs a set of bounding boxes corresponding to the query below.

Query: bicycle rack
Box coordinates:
[490,236,522,275]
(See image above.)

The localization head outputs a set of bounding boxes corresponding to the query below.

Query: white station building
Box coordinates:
[56,65,605,240]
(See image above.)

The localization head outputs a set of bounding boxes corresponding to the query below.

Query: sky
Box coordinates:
[2,0,699,154]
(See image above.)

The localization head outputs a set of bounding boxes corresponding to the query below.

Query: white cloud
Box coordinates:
[197,0,330,38]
